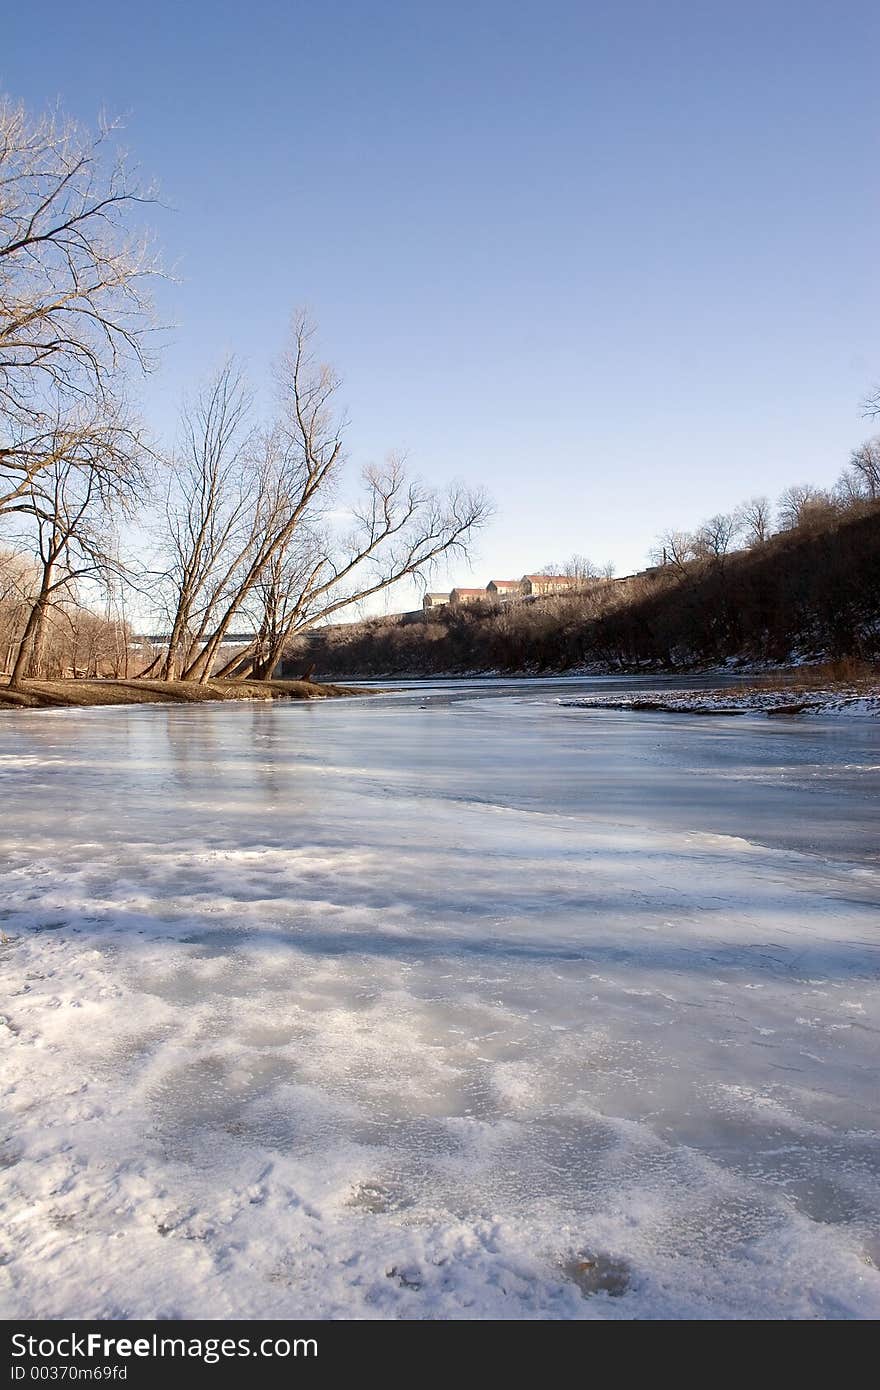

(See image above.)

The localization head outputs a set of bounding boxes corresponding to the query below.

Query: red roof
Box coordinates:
[451,587,485,596]
[488,579,521,587]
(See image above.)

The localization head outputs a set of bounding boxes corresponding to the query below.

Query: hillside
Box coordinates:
[283,504,880,678]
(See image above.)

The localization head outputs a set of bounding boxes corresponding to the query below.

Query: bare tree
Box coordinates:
[0,548,36,671]
[776,483,836,532]
[152,361,258,679]
[0,98,158,399]
[652,530,698,579]
[230,535,322,680]
[845,438,880,500]
[694,511,741,561]
[157,315,492,683]
[212,448,490,682]
[0,95,159,522]
[736,496,773,547]
[7,412,138,684]
[0,546,129,677]
[0,94,160,687]
[537,555,613,584]
[60,604,129,678]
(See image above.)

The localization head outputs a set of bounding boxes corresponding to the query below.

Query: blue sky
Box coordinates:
[5,1,878,605]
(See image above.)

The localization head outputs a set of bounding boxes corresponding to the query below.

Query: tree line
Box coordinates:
[0,94,490,686]
[653,444,879,577]
[290,473,880,677]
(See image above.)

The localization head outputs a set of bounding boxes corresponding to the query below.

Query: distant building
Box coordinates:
[449,587,486,605]
[520,574,579,596]
[423,592,451,611]
[486,579,522,597]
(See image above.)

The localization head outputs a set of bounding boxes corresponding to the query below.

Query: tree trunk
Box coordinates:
[252,639,285,681]
[135,653,163,679]
[10,593,47,685]
[10,560,55,686]
[213,640,258,680]
[226,653,257,680]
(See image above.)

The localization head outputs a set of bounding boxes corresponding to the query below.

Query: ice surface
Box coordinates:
[1,681,879,1319]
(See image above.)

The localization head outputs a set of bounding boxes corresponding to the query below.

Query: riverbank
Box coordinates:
[293,505,880,679]
[312,658,878,688]
[0,677,371,710]
[560,677,880,718]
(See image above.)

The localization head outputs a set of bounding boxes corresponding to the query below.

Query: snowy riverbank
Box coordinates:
[560,685,880,718]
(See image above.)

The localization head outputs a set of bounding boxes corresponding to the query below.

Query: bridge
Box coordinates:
[132,633,255,645]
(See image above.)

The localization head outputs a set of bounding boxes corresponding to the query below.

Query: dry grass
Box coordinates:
[749,659,879,691]
[0,677,371,711]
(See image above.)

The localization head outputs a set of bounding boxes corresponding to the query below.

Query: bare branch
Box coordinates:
[0,94,161,426]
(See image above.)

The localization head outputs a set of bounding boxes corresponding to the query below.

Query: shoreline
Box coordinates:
[310,660,868,684]
[3,672,877,719]
[559,684,880,718]
[0,677,373,712]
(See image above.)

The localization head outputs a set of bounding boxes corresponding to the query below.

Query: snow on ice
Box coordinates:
[1,683,879,1319]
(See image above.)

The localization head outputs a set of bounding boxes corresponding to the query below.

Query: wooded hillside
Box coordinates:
[286,503,880,677]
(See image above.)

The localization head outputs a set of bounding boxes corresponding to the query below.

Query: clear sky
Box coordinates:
[5,1,879,608]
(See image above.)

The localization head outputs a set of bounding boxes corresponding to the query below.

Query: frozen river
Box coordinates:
[1,678,879,1319]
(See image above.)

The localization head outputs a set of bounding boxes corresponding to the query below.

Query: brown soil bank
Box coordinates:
[0,677,372,711]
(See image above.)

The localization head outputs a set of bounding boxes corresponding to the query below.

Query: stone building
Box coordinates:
[520,574,579,597]
[486,579,522,598]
